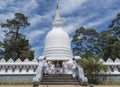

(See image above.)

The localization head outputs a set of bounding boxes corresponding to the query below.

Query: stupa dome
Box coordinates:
[42,4,73,60]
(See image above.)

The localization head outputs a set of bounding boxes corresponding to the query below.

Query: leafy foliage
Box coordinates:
[72,13,120,61]
[72,27,99,58]
[78,57,107,84]
[98,31,119,61]
[1,13,30,39]
[0,13,34,61]
[109,13,120,40]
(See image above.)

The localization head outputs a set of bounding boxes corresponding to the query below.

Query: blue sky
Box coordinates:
[0,0,120,59]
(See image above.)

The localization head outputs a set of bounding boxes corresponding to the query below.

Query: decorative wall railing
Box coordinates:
[99,58,120,75]
[0,58,120,75]
[0,58,38,75]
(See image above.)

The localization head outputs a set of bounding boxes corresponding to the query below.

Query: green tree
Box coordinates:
[98,13,120,61]
[72,27,99,58]
[78,57,107,84]
[108,13,120,60]
[0,42,4,58]
[1,13,30,39]
[98,30,119,61]
[111,41,120,59]
[72,13,120,61]
[0,13,34,61]
[109,13,120,40]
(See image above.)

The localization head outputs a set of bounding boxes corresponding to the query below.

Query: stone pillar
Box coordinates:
[29,66,33,73]
[1,66,5,73]
[26,65,30,72]
[12,65,16,73]
[117,65,120,72]
[8,65,12,73]
[33,65,37,72]
[15,66,20,73]
[107,66,112,73]
[114,65,118,73]
[22,66,26,73]
[5,65,9,73]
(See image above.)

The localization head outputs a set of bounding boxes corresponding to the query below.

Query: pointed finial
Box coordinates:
[52,0,63,27]
[56,0,59,9]
[57,3,58,9]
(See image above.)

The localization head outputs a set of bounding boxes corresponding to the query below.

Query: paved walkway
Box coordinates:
[39,85,120,87]
[0,85,120,87]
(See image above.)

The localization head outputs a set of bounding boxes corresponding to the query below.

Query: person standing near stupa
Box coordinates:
[43,57,48,75]
[72,58,77,78]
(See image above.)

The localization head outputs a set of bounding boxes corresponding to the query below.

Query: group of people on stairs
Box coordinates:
[42,58,78,78]
[43,58,55,74]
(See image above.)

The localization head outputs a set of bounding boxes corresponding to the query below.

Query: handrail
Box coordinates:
[33,61,43,86]
[77,65,88,85]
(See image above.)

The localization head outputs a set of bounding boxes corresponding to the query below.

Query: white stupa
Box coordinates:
[40,4,73,61]
[33,4,87,85]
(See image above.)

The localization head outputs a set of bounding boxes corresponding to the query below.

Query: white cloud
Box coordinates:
[60,0,87,15]
[29,11,53,28]
[0,12,14,22]
[64,25,75,34]
[0,28,5,41]
[0,0,14,10]
[27,29,45,42]
[0,0,120,58]
[29,14,43,27]
[24,0,38,11]
[0,0,38,15]
[64,10,120,34]
[62,13,99,34]
[0,12,14,41]
[84,10,120,28]
[32,46,43,58]
[61,0,120,34]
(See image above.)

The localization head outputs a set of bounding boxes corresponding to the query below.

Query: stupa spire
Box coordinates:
[57,2,59,9]
[42,0,73,59]
[52,2,63,27]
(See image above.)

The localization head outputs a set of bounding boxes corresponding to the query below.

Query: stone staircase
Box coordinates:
[40,74,80,85]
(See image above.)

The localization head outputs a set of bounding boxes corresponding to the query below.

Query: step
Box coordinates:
[40,74,80,85]
[40,82,80,85]
[42,77,76,79]
[43,74,72,77]
[41,80,78,82]
[42,78,78,80]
